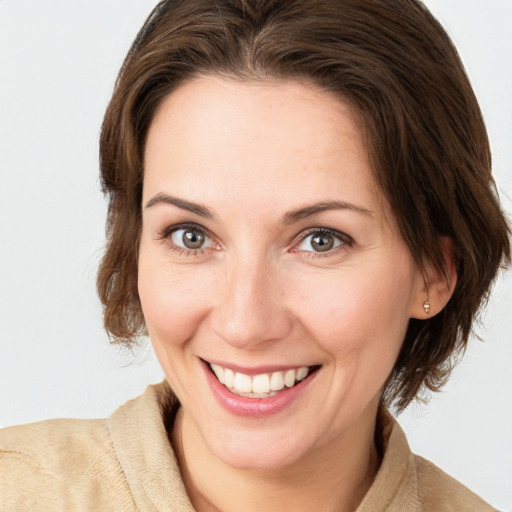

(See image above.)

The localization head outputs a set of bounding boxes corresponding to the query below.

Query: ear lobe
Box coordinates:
[410,237,458,319]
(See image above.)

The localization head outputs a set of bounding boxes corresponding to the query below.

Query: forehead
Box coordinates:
[143,76,384,217]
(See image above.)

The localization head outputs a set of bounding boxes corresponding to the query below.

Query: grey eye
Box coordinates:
[171,227,210,249]
[310,233,335,252]
[297,231,343,253]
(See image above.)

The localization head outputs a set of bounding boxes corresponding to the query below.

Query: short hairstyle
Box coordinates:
[98,0,510,410]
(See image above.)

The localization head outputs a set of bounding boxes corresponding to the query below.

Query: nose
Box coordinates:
[210,253,293,351]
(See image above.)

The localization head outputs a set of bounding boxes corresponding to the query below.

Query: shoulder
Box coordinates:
[414,454,496,512]
[0,415,134,510]
[0,415,113,470]
[361,409,496,512]
[1,414,109,448]
[0,382,179,511]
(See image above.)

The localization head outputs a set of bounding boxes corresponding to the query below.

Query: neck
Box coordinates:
[171,405,381,512]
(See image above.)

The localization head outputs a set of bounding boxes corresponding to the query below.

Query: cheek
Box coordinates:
[137,254,216,349]
[289,264,415,414]
[291,263,414,357]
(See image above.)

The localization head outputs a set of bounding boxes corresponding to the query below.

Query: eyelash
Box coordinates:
[292,228,354,258]
[156,223,354,258]
[156,222,218,257]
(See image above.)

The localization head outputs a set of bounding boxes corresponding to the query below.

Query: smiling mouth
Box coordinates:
[208,363,321,398]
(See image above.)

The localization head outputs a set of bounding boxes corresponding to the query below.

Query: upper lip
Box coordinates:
[201,358,318,376]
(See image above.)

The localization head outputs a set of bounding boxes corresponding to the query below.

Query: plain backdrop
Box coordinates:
[1,1,511,509]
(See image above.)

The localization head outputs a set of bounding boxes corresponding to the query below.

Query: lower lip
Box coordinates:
[202,361,318,418]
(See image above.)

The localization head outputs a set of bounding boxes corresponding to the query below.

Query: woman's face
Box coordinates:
[139,76,425,470]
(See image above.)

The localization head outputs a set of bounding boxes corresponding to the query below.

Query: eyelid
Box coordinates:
[157,222,219,252]
[291,227,354,254]
[159,221,201,238]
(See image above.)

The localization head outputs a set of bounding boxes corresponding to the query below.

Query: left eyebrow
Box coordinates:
[282,201,374,225]
[144,192,215,219]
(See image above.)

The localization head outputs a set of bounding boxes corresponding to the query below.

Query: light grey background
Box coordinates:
[1,1,511,509]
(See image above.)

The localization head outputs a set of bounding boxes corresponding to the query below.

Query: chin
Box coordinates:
[202,421,316,471]
[214,440,302,471]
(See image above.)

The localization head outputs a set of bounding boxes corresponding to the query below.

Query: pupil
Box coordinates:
[183,228,205,249]
[311,233,334,252]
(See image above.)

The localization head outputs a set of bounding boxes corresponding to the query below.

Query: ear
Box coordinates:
[410,237,458,319]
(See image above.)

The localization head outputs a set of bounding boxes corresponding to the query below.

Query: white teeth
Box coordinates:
[234,373,252,393]
[284,369,296,388]
[231,390,278,398]
[210,364,313,397]
[224,368,235,388]
[270,371,285,391]
[210,364,225,384]
[296,366,308,381]
[252,374,271,394]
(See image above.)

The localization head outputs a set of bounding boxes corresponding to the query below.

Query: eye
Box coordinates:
[170,226,214,250]
[159,225,215,254]
[295,229,351,254]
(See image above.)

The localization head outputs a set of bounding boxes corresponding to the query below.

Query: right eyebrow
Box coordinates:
[144,193,215,220]
[282,200,374,225]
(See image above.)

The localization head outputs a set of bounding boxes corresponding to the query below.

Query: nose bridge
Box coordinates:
[213,248,291,350]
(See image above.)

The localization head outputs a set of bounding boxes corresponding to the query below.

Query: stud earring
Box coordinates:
[423,299,431,315]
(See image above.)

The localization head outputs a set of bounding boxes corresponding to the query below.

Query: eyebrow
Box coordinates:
[282,201,373,225]
[145,193,372,224]
[145,193,215,219]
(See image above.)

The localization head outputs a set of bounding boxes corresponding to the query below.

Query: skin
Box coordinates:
[138,76,454,512]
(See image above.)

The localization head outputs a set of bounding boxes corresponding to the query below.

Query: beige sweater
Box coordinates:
[0,382,495,511]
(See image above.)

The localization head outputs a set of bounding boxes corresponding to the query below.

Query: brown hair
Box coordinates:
[98,0,510,410]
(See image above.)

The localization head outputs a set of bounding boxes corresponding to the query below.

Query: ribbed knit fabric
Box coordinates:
[0,382,495,511]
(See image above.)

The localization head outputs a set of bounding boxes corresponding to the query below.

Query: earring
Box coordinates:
[423,299,431,315]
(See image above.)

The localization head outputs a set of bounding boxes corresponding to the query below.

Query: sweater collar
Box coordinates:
[108,381,419,512]
[108,382,195,511]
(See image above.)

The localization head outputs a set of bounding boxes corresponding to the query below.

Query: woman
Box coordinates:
[1,0,510,510]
